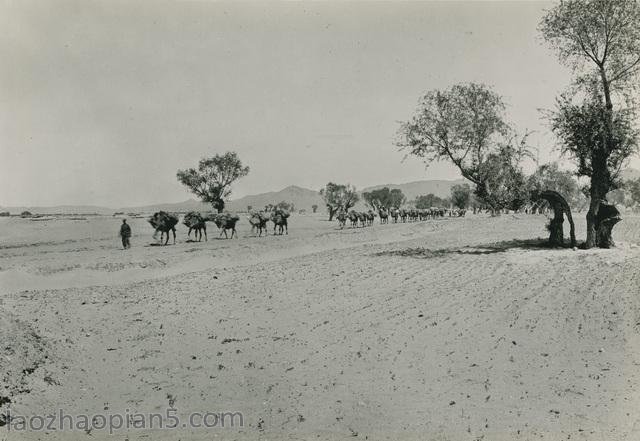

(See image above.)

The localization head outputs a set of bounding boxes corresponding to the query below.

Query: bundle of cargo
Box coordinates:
[206,212,240,239]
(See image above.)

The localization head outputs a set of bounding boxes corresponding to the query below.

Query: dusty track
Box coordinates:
[2,214,640,440]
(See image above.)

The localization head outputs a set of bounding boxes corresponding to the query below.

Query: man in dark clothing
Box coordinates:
[119,219,132,249]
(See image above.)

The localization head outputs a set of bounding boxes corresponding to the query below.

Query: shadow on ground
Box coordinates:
[374,238,571,259]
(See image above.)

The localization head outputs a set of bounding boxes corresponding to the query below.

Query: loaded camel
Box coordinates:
[149,211,179,245]
[248,211,270,237]
[270,208,289,235]
[183,211,207,241]
[206,212,240,239]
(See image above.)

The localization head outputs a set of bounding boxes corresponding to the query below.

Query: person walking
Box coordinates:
[119,219,132,249]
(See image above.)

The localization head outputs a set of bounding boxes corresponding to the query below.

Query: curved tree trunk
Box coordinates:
[533,190,576,248]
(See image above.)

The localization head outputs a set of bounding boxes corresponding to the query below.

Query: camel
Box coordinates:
[206,212,240,239]
[378,208,388,224]
[183,211,207,242]
[357,212,367,227]
[348,210,359,228]
[366,210,376,226]
[270,208,289,235]
[148,211,178,245]
[248,211,270,237]
[389,208,399,223]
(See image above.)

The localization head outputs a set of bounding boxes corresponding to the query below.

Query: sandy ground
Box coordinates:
[1,213,640,441]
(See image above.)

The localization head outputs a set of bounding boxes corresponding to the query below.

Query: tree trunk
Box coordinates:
[213,198,225,213]
[585,68,618,249]
[533,190,576,248]
[585,198,600,249]
[327,206,337,221]
[585,160,610,248]
[595,202,621,248]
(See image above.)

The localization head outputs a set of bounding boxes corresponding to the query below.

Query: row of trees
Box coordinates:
[319,182,476,216]
[396,0,640,248]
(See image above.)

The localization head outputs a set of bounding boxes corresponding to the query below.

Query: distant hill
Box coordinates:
[226,185,324,212]
[115,199,210,214]
[112,185,325,214]
[0,205,113,215]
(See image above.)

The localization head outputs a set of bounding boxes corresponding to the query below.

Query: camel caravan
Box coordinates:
[337,206,466,229]
[147,207,289,245]
[146,204,463,245]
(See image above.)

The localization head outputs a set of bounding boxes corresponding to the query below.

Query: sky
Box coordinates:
[2,0,638,208]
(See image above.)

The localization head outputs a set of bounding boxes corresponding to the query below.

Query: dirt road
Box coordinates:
[2,214,640,440]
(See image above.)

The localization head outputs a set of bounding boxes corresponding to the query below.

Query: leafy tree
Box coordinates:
[478,149,530,212]
[311,204,318,213]
[396,82,532,212]
[362,187,406,210]
[177,152,249,213]
[450,184,471,209]
[319,183,359,221]
[527,162,584,207]
[415,194,446,209]
[540,0,640,247]
[247,205,253,212]
[277,201,295,212]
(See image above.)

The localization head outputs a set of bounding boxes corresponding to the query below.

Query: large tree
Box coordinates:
[540,0,640,248]
[396,82,532,213]
[450,184,471,209]
[177,152,250,213]
[319,183,359,221]
[527,162,584,208]
[362,187,406,210]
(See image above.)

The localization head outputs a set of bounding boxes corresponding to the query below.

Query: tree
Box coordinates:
[362,187,406,210]
[277,201,295,212]
[527,162,584,208]
[415,194,446,209]
[540,0,640,248]
[396,82,532,213]
[319,183,359,221]
[177,152,250,213]
[450,184,471,209]
[311,204,318,213]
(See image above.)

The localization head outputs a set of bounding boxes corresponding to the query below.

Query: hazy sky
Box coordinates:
[2,1,638,207]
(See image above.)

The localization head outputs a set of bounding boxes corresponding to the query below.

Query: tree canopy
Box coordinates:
[177,152,250,212]
[396,82,532,212]
[319,183,359,220]
[450,184,471,209]
[415,194,448,209]
[362,187,406,210]
[527,162,584,208]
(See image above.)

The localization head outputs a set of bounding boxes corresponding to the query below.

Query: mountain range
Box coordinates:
[0,179,466,215]
[3,168,639,215]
